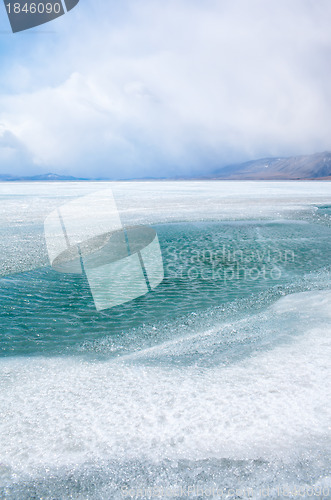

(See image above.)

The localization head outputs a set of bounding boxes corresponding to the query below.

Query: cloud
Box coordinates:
[0,124,34,171]
[0,0,331,177]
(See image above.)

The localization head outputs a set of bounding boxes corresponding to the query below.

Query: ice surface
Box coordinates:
[0,290,330,480]
[1,180,331,277]
[0,181,330,498]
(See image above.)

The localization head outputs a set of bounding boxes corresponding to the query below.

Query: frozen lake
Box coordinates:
[0,181,330,499]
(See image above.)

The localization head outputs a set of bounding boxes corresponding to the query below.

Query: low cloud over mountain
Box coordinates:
[212,152,331,180]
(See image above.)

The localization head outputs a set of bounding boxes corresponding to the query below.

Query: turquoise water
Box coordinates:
[1,220,330,358]
[0,187,330,500]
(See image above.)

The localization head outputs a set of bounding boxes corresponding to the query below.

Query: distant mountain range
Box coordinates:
[1,152,331,181]
[0,173,88,181]
[210,151,331,180]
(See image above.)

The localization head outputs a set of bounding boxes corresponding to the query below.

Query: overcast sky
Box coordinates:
[0,0,331,178]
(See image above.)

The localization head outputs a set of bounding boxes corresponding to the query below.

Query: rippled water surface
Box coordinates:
[1,219,331,359]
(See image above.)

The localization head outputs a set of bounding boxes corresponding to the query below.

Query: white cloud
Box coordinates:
[1,0,331,177]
